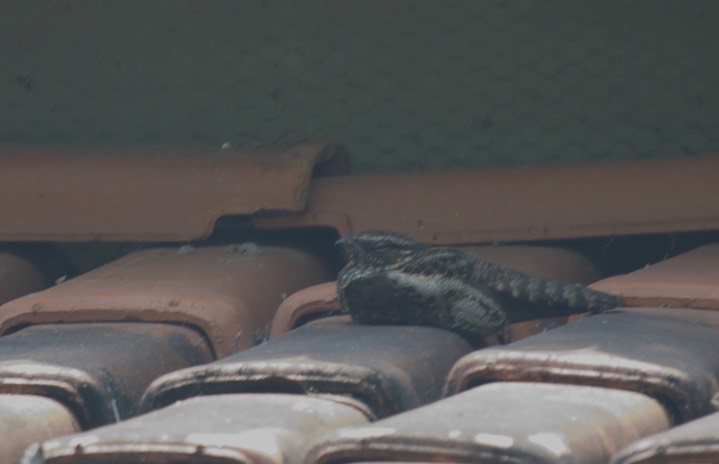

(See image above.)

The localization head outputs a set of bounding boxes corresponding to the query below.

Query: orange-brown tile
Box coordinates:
[0,141,349,242]
[253,155,719,244]
[143,316,473,418]
[269,282,341,339]
[305,382,669,464]
[0,245,331,357]
[592,243,719,309]
[26,394,370,464]
[445,307,719,423]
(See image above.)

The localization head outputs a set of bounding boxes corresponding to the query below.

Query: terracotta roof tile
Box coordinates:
[0,141,349,241]
[26,394,369,464]
[253,155,719,245]
[143,316,472,418]
[613,410,719,464]
[592,243,719,309]
[0,323,212,428]
[305,382,669,463]
[0,245,331,357]
[445,307,719,423]
[0,395,79,464]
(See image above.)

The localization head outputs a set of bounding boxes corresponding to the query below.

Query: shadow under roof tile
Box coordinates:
[0,252,46,304]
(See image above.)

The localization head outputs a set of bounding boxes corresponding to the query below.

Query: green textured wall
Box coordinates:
[2,0,718,172]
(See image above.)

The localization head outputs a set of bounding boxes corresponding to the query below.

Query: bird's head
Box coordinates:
[335,230,424,268]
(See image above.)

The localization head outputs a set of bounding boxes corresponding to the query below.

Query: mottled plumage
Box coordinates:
[336,230,622,341]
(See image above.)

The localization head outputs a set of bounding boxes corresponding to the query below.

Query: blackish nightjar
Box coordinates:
[336,230,622,342]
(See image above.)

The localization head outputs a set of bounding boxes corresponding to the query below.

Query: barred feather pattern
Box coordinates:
[474,260,623,314]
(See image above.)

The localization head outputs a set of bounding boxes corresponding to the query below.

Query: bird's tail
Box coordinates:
[474,260,623,315]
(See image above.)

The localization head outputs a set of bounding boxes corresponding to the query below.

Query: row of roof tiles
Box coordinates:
[0,142,717,244]
[0,237,718,462]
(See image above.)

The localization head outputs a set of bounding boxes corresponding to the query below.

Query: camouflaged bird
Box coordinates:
[336,230,622,342]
